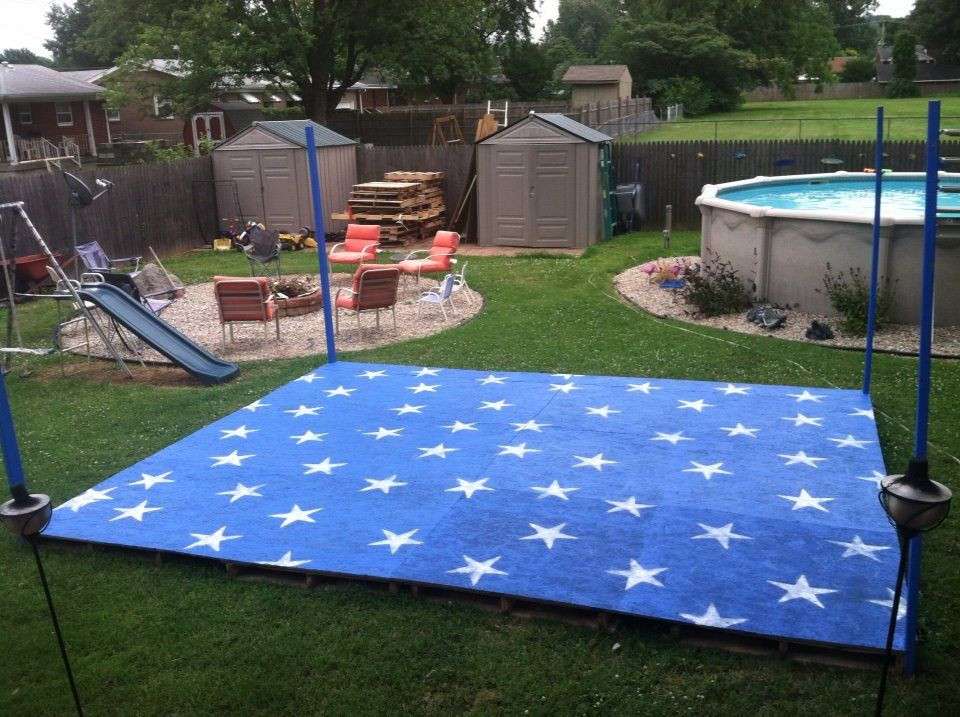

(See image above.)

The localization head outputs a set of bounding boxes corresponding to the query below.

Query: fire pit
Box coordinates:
[272,276,324,317]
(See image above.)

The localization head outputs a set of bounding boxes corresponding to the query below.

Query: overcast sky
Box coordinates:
[0,0,922,61]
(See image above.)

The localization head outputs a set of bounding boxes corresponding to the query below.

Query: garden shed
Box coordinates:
[477,113,611,249]
[212,119,357,233]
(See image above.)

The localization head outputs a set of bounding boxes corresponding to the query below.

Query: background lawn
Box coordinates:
[0,234,957,715]
[622,96,960,142]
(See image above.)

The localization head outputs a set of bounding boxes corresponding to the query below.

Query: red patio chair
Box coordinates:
[334,264,400,340]
[213,276,280,347]
[396,230,460,289]
[328,224,381,270]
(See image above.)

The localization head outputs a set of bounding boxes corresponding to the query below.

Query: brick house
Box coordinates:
[0,62,110,167]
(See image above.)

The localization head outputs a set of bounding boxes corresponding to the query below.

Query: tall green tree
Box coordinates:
[544,0,622,59]
[886,29,921,98]
[819,0,880,55]
[909,0,960,63]
[0,48,53,66]
[501,40,553,99]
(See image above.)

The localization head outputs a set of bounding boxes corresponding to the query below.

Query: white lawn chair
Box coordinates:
[417,273,458,320]
[450,260,476,306]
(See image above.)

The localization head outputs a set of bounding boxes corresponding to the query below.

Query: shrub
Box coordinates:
[820,264,894,336]
[839,56,875,83]
[680,252,753,317]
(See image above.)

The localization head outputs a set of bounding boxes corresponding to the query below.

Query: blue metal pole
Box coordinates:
[863,106,884,395]
[902,99,942,675]
[304,124,337,363]
[0,370,27,493]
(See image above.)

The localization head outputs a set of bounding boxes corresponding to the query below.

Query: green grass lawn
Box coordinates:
[1,235,958,715]
[622,96,960,142]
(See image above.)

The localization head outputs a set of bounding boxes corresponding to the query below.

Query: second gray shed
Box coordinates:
[212,119,357,233]
[477,113,611,249]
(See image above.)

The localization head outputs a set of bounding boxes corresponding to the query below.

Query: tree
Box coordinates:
[839,56,875,82]
[909,0,960,64]
[819,0,880,55]
[501,40,553,99]
[547,0,621,58]
[0,48,53,66]
[45,0,106,66]
[886,29,921,98]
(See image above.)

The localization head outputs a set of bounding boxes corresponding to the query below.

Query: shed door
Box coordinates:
[259,149,298,232]
[220,152,264,227]
[530,147,576,247]
[491,148,527,245]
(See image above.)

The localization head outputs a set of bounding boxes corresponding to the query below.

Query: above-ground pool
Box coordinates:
[696,172,960,325]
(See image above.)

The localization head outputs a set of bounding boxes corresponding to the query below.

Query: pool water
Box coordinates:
[719,178,960,215]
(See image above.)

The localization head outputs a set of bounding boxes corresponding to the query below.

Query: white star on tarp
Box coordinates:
[219,425,258,439]
[443,420,477,433]
[210,450,254,467]
[787,390,825,403]
[512,419,550,432]
[362,427,404,440]
[778,489,833,512]
[358,370,387,379]
[129,471,173,490]
[608,560,667,589]
[296,373,323,384]
[572,453,617,470]
[530,480,579,500]
[446,478,493,498]
[259,551,311,567]
[585,405,620,418]
[270,504,323,528]
[476,375,507,385]
[418,443,459,459]
[627,382,660,393]
[325,386,357,397]
[499,443,541,458]
[858,470,886,487]
[408,383,440,394]
[715,383,750,395]
[391,404,425,415]
[679,603,748,628]
[848,407,875,419]
[243,399,269,412]
[782,413,823,427]
[520,523,578,549]
[479,399,513,411]
[550,382,581,393]
[778,451,827,468]
[361,475,407,494]
[110,500,162,522]
[303,458,346,475]
[605,496,654,516]
[185,526,242,552]
[677,399,714,412]
[827,535,891,561]
[720,423,760,438]
[290,430,327,444]
[552,373,582,380]
[650,431,693,445]
[868,588,907,621]
[414,367,441,377]
[691,522,752,549]
[682,461,732,480]
[768,574,837,608]
[369,528,423,554]
[828,434,873,449]
[217,483,265,503]
[285,405,322,417]
[447,555,508,586]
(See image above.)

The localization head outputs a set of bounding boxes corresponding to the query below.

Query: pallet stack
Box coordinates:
[331,171,446,246]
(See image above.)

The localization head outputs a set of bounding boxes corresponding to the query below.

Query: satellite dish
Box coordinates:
[63,172,93,207]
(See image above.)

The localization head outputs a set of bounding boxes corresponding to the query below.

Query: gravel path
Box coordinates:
[615,259,960,357]
[60,273,483,363]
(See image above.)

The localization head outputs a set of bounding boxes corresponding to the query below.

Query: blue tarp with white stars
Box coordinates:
[46,361,904,651]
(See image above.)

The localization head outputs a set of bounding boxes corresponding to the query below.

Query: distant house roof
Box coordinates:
[876,45,936,64]
[209,101,266,133]
[875,61,960,83]
[59,67,115,84]
[561,65,630,84]
[0,63,102,101]
[251,119,356,147]
[828,57,855,74]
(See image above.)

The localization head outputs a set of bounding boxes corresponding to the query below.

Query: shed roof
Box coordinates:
[479,112,611,144]
[561,64,630,84]
[0,63,103,101]
[254,120,356,147]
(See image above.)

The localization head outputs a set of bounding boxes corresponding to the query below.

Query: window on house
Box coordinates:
[18,104,32,124]
[55,102,73,126]
[153,96,175,119]
[241,93,260,104]
[106,108,121,122]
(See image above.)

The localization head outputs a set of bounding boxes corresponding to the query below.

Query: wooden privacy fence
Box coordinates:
[0,156,216,259]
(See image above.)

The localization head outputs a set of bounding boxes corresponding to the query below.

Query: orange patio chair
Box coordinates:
[213,276,280,347]
[334,264,400,340]
[396,230,460,289]
[328,224,381,271]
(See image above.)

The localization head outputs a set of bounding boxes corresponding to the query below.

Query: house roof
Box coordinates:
[875,61,960,83]
[209,102,266,133]
[876,45,936,63]
[250,120,356,147]
[561,64,630,84]
[0,63,103,101]
[60,67,115,84]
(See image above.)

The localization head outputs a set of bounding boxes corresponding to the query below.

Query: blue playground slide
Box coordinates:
[76,282,239,386]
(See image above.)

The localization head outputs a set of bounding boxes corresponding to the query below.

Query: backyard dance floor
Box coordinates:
[46,361,904,653]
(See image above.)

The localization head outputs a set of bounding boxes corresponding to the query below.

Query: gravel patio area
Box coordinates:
[615,259,960,358]
[60,273,482,363]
